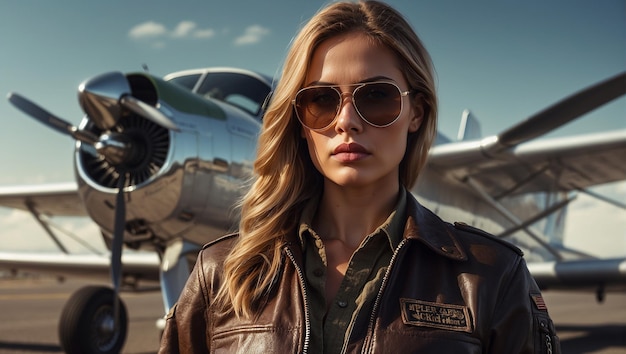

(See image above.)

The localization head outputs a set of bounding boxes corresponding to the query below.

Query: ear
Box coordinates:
[408,96,425,133]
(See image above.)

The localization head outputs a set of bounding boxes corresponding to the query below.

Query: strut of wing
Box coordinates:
[0,183,86,255]
[6,72,180,337]
[426,71,626,294]
[428,71,626,196]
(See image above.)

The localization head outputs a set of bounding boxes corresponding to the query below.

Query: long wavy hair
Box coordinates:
[216,0,438,318]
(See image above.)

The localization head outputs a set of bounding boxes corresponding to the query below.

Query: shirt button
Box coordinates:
[337,301,348,308]
[313,268,324,277]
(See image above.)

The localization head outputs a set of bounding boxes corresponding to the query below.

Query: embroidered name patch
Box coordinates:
[400,298,472,333]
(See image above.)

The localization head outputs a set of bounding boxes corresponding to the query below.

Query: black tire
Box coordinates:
[58,286,128,354]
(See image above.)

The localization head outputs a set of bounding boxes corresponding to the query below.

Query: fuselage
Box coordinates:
[74,68,271,251]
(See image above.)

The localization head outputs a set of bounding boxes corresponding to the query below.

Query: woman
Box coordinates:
[159,1,560,353]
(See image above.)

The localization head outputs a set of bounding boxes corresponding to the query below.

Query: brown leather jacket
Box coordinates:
[159,193,560,353]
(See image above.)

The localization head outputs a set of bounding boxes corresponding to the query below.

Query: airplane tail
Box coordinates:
[457,109,482,141]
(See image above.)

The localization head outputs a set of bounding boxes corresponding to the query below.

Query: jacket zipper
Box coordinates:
[360,239,408,354]
[539,319,554,354]
[285,247,311,354]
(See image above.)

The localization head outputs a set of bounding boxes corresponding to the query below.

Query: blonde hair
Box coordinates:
[217,0,438,318]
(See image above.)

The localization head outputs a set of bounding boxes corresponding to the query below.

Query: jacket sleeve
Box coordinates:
[158,251,211,354]
[488,257,561,354]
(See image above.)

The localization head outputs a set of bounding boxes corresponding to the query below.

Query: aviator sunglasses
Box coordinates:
[293,81,413,131]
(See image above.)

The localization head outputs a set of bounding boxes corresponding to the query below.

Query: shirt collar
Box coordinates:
[298,189,407,251]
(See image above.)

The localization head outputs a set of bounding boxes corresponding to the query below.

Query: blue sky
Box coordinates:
[0,0,624,253]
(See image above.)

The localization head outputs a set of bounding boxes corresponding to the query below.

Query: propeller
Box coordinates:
[486,71,626,154]
[7,93,99,145]
[111,170,126,329]
[79,71,179,132]
[7,71,180,336]
[120,95,179,131]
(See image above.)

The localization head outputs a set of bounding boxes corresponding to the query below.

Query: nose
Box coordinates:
[334,92,363,133]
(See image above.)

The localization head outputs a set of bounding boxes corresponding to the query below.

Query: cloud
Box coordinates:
[234,25,270,46]
[128,21,268,48]
[171,21,197,38]
[129,21,168,40]
[128,20,216,46]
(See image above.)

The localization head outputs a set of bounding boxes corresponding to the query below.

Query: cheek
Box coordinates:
[391,135,409,164]
[385,123,412,161]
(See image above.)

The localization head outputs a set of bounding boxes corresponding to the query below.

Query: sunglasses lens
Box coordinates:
[295,87,339,130]
[294,82,404,130]
[354,83,402,126]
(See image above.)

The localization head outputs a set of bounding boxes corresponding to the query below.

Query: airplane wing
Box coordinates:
[0,251,160,283]
[427,129,626,198]
[427,71,626,199]
[0,183,160,286]
[527,258,626,296]
[0,182,86,216]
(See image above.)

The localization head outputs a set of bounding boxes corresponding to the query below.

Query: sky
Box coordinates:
[0,0,624,256]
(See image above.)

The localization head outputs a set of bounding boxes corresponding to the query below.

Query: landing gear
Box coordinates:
[58,286,128,354]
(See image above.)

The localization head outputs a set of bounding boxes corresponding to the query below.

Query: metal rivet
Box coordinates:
[441,246,454,254]
[337,301,348,308]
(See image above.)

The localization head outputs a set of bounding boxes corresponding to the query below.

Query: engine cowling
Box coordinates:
[74,72,247,250]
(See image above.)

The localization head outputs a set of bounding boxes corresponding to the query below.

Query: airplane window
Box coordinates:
[196,72,271,117]
[167,74,201,91]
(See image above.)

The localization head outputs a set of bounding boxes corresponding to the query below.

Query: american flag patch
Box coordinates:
[531,294,547,311]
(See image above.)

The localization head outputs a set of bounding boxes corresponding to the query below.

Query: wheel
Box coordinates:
[58,286,128,354]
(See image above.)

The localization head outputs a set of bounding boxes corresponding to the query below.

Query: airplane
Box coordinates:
[0,66,624,354]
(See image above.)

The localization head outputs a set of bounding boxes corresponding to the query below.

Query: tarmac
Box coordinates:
[0,276,624,353]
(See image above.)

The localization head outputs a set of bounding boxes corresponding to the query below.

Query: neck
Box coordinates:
[313,182,401,249]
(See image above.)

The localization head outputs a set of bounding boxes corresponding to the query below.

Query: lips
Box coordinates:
[333,142,369,155]
[332,143,370,162]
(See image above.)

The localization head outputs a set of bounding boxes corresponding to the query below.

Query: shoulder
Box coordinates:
[196,233,239,271]
[451,221,524,257]
[202,233,239,251]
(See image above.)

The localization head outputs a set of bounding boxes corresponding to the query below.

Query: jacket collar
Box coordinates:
[284,189,468,262]
[403,190,467,261]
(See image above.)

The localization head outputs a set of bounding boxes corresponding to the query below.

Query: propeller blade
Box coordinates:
[110,171,126,330]
[491,71,626,152]
[120,95,180,131]
[7,92,99,145]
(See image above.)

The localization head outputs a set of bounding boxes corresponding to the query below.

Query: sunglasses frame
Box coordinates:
[292,81,412,131]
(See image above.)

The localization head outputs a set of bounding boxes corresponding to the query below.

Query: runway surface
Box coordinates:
[0,275,624,353]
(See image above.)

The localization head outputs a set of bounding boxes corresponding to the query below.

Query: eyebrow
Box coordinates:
[305,75,394,87]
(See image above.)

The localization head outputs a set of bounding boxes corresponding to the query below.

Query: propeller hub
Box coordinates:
[78,72,131,130]
[95,132,146,167]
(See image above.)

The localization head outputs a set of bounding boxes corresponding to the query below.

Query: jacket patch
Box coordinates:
[531,294,548,311]
[400,298,472,333]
